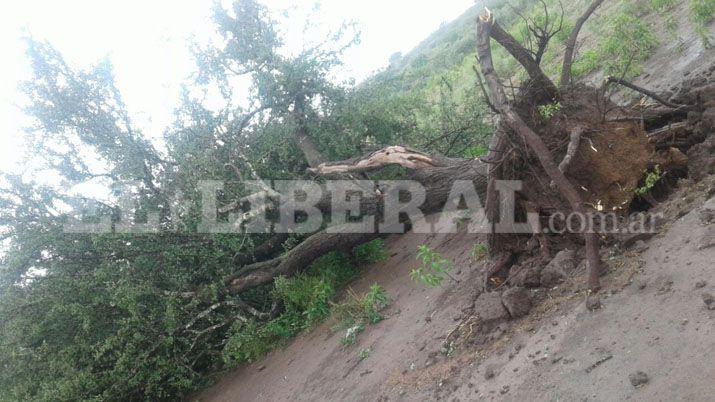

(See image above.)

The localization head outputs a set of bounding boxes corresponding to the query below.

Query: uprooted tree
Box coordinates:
[223,0,700,294]
[2,0,712,399]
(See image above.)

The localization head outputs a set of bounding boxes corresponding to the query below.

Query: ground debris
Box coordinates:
[629,371,649,387]
[702,293,715,310]
[585,354,613,373]
[501,287,532,318]
[586,296,601,311]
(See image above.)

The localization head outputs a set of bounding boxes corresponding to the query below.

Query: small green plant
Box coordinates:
[353,239,389,264]
[333,284,391,346]
[538,102,562,120]
[463,145,488,159]
[362,284,391,323]
[635,165,662,197]
[470,243,488,262]
[650,0,676,11]
[358,347,371,360]
[442,341,456,357]
[273,275,334,324]
[410,245,457,287]
[341,324,364,346]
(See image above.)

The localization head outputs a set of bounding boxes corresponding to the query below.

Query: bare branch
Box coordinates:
[559,125,584,173]
[227,230,381,294]
[550,125,584,188]
[560,0,605,89]
[487,17,559,99]
[604,76,696,111]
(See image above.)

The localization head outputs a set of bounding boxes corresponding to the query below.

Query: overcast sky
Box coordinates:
[0,0,475,174]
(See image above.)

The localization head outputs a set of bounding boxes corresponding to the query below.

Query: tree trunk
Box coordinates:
[221,148,488,292]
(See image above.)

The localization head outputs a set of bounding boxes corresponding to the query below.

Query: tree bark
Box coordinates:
[222,148,488,293]
[233,233,289,266]
[308,146,456,175]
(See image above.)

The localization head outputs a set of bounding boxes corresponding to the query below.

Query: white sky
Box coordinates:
[0,0,475,175]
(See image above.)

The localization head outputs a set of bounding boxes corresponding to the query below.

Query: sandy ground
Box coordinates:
[195,177,715,401]
[196,230,488,401]
[446,189,715,401]
[194,8,715,402]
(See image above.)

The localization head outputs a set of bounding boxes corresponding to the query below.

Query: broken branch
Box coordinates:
[605,76,695,111]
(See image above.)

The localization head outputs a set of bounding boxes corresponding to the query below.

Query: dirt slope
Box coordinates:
[197,230,488,401]
[446,186,715,401]
[196,176,715,401]
[194,12,715,402]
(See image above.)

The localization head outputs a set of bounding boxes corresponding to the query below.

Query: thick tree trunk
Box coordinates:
[308,146,462,175]
[222,148,488,292]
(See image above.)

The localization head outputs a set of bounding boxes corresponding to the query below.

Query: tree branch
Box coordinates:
[604,76,695,111]
[307,145,453,175]
[560,0,605,89]
[473,65,500,114]
[550,125,584,188]
[227,230,381,294]
[488,18,559,100]
[559,125,584,173]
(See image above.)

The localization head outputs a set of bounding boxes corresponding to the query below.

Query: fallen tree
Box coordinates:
[11,2,715,399]
[220,0,705,298]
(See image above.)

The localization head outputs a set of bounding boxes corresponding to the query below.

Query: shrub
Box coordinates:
[635,165,662,197]
[223,251,392,364]
[274,275,334,323]
[333,284,391,331]
[223,252,359,365]
[690,0,715,47]
[538,102,562,120]
[353,239,389,264]
[599,12,658,78]
[410,245,456,287]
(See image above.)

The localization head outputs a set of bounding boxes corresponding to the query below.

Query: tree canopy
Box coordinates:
[0,0,491,400]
